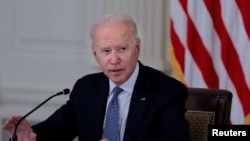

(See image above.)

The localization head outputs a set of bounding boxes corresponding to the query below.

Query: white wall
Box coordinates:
[0,0,171,140]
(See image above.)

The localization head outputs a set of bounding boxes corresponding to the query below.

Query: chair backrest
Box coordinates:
[185,87,233,141]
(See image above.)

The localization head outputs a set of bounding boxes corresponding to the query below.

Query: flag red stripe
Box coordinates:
[179,0,219,88]
[170,19,185,72]
[204,0,250,116]
[236,0,250,40]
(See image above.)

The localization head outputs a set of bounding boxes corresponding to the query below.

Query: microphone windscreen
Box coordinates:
[63,88,70,95]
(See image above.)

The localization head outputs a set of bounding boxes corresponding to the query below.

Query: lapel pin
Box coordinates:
[140,97,146,101]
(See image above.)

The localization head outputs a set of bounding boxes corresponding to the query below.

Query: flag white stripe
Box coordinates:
[184,52,207,88]
[170,0,188,49]
[221,0,250,87]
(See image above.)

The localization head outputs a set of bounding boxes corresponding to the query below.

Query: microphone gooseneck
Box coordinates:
[11,88,70,141]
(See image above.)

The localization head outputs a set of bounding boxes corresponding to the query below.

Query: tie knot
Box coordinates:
[112,87,123,96]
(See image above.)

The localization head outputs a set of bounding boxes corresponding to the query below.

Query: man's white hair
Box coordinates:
[90,13,138,47]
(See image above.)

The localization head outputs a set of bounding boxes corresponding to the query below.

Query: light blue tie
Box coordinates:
[102,87,123,141]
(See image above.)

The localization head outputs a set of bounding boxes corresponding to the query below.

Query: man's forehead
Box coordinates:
[95,39,130,47]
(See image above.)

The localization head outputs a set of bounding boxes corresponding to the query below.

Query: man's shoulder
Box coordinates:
[140,64,185,87]
[140,64,174,81]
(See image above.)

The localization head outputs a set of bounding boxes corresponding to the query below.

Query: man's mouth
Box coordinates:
[110,69,123,72]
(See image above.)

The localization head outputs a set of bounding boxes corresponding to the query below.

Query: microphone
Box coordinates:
[11,88,70,141]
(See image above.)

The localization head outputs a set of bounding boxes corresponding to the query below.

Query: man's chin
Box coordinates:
[110,77,125,85]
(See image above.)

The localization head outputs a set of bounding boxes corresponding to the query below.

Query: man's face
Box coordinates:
[92,22,140,85]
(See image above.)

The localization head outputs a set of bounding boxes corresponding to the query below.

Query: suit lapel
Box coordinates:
[123,64,152,141]
[123,87,150,141]
[85,77,109,139]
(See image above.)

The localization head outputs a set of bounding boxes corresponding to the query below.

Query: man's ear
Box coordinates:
[136,38,141,52]
[92,48,98,61]
[92,48,96,56]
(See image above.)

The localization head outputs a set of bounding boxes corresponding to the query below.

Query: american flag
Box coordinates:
[169,0,250,124]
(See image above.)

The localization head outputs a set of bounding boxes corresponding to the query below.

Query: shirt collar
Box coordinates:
[109,62,139,94]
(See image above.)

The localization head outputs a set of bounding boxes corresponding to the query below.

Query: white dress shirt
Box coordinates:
[105,62,139,141]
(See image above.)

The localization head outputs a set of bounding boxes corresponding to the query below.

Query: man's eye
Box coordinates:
[118,47,127,51]
[101,49,111,53]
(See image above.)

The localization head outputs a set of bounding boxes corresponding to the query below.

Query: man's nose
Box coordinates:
[110,51,120,64]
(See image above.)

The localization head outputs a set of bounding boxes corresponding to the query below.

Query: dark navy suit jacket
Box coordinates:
[32,62,190,141]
